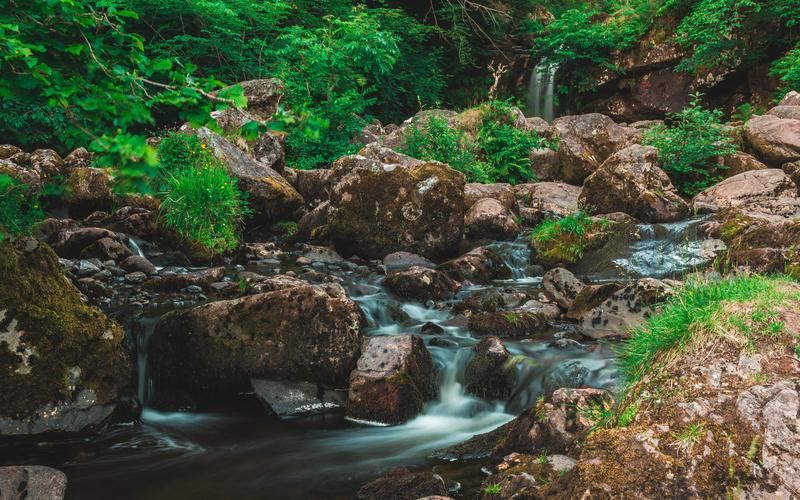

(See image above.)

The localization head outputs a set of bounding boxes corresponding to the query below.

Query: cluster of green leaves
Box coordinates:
[128,0,446,170]
[401,115,490,182]
[157,134,248,254]
[0,0,244,193]
[643,93,737,196]
[477,100,551,185]
[531,211,612,264]
[401,101,552,184]
[0,175,43,242]
[771,45,800,101]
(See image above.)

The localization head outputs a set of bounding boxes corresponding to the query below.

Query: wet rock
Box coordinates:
[744,113,800,165]
[326,156,466,260]
[79,237,132,261]
[50,227,118,258]
[692,169,800,217]
[146,267,226,293]
[515,182,580,226]
[468,310,549,337]
[464,183,516,210]
[301,245,346,266]
[480,452,574,499]
[464,337,516,399]
[384,266,460,302]
[464,198,520,241]
[552,113,640,184]
[419,322,444,335]
[520,299,562,320]
[150,282,362,409]
[383,251,436,272]
[0,240,132,436]
[356,468,448,500]
[433,387,612,462]
[250,378,345,417]
[714,151,768,177]
[543,268,585,309]
[567,278,677,339]
[438,247,511,284]
[191,127,304,225]
[0,466,67,499]
[124,271,147,284]
[346,335,436,425]
[580,145,689,223]
[120,255,157,275]
[542,360,591,395]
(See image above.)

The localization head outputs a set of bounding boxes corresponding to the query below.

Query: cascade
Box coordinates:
[526,59,559,122]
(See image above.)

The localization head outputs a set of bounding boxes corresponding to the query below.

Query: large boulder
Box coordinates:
[515,182,580,226]
[744,114,800,165]
[464,336,516,399]
[149,280,363,409]
[0,241,132,436]
[346,335,436,425]
[464,198,520,241]
[384,266,460,303]
[566,278,676,339]
[285,167,332,207]
[692,169,800,218]
[0,466,67,499]
[580,145,689,223]
[552,114,640,184]
[326,156,466,260]
[192,127,304,225]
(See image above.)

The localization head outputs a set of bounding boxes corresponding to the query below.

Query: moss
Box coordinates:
[0,241,131,417]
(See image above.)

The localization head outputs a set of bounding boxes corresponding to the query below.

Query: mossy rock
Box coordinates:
[0,240,132,420]
[327,160,466,260]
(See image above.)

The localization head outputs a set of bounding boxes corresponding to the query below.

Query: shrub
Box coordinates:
[475,100,551,185]
[401,101,552,184]
[531,211,612,266]
[157,134,249,254]
[401,115,490,182]
[0,175,43,242]
[642,93,737,196]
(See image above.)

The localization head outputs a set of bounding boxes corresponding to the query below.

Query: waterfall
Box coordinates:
[126,236,146,258]
[526,59,558,122]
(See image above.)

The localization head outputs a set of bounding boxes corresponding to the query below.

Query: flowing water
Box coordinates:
[526,59,558,122]
[1,225,713,498]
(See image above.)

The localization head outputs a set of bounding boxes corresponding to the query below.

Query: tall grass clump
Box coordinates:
[618,275,796,384]
[157,134,249,254]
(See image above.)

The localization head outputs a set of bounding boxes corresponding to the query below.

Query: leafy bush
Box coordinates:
[771,44,800,101]
[0,175,43,242]
[401,101,551,184]
[475,100,551,185]
[157,134,248,254]
[643,94,737,196]
[401,115,490,182]
[531,211,612,266]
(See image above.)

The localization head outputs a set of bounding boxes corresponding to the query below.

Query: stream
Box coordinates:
[0,219,713,499]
